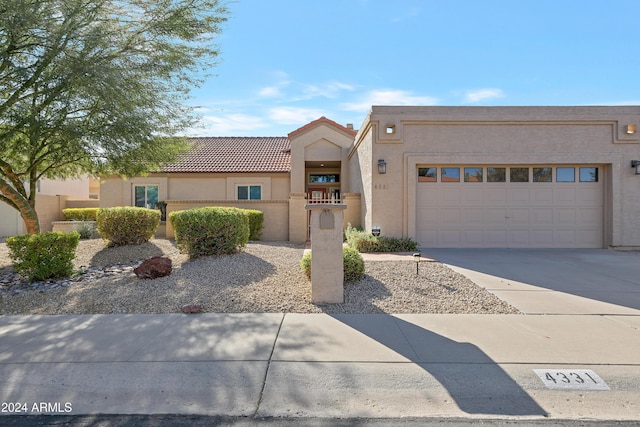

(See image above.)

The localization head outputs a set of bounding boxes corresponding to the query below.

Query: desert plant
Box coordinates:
[300,246,365,283]
[76,222,95,239]
[244,209,264,240]
[345,223,418,253]
[6,231,79,281]
[96,207,160,246]
[62,208,99,221]
[169,207,250,258]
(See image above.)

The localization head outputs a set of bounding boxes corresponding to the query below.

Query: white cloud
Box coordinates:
[258,86,281,98]
[191,113,269,135]
[341,89,439,112]
[463,88,505,103]
[269,107,326,124]
[301,81,356,99]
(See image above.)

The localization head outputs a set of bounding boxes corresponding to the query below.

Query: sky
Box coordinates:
[187,0,640,137]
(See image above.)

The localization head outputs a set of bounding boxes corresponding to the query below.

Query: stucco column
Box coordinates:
[289,193,308,242]
[305,204,346,303]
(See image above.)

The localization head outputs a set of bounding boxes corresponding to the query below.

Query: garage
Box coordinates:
[416,165,604,248]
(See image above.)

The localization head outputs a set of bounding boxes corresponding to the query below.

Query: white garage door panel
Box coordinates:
[416,165,604,248]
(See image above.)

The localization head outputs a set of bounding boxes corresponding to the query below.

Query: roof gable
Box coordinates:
[288,116,357,139]
[162,137,291,173]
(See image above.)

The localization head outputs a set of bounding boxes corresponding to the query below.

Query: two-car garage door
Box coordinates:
[416,165,604,248]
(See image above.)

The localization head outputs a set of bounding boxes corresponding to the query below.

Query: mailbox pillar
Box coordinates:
[305,203,346,303]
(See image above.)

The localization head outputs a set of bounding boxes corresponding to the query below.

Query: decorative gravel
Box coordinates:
[0,239,520,315]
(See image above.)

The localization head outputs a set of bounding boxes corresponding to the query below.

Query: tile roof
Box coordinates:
[162,137,291,173]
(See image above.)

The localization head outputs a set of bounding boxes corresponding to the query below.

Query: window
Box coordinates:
[418,167,437,182]
[237,185,261,200]
[464,167,483,183]
[487,167,506,182]
[556,167,575,182]
[309,174,339,183]
[441,168,460,182]
[134,185,158,209]
[533,167,552,182]
[579,167,598,182]
[510,168,529,182]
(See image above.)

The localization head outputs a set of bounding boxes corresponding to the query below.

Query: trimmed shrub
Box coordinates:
[62,208,99,221]
[169,207,250,258]
[345,223,418,253]
[300,251,312,279]
[244,209,264,240]
[96,207,160,246]
[342,246,365,282]
[300,246,365,283]
[6,231,79,281]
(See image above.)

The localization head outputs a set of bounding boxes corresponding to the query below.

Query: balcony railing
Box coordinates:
[307,194,343,204]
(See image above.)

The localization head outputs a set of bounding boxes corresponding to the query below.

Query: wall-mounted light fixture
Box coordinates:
[627,124,638,134]
[632,160,640,175]
[372,226,381,237]
[377,159,387,174]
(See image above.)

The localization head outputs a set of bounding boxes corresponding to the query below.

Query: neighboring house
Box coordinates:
[100,106,640,249]
[0,175,100,237]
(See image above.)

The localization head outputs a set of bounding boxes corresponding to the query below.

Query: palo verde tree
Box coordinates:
[0,0,228,234]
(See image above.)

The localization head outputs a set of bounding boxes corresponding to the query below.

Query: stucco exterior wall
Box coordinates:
[360,106,640,248]
[101,173,290,207]
[348,124,374,233]
[166,200,289,241]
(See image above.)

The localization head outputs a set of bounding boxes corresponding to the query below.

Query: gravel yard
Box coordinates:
[0,239,520,315]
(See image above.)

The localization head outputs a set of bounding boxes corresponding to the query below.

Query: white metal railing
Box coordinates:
[307,194,343,204]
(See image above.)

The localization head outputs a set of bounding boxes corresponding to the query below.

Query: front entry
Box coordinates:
[308,187,327,203]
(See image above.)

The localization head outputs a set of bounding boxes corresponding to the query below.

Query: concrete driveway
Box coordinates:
[422,249,640,315]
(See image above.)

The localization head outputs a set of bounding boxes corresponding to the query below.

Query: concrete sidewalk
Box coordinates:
[1,311,639,421]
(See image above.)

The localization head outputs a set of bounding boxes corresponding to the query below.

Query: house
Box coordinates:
[0,176,100,237]
[100,106,640,249]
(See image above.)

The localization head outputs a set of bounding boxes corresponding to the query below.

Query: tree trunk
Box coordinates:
[20,206,41,235]
[0,180,41,235]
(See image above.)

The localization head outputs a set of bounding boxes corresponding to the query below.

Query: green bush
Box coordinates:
[300,246,365,283]
[96,207,160,246]
[345,224,418,253]
[169,207,250,258]
[244,209,264,240]
[6,231,79,281]
[62,208,99,221]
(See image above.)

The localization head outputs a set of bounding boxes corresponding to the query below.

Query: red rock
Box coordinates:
[182,304,202,314]
[134,256,172,279]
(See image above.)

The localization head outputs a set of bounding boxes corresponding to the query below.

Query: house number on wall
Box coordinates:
[534,369,609,390]
[374,184,388,190]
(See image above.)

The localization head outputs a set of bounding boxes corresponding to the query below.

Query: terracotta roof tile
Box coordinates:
[162,137,291,173]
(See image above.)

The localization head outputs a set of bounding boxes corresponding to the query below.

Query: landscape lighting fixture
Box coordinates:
[413,253,421,275]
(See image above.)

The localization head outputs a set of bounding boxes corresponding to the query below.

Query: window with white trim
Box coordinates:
[237,185,261,200]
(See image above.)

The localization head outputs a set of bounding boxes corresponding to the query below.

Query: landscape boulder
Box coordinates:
[182,304,203,314]
[134,256,172,279]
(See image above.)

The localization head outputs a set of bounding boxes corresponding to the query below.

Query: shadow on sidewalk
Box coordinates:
[327,313,546,416]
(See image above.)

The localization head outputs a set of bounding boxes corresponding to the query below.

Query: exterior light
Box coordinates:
[372,226,381,237]
[627,124,637,134]
[413,252,421,275]
[632,160,640,175]
[377,159,387,174]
